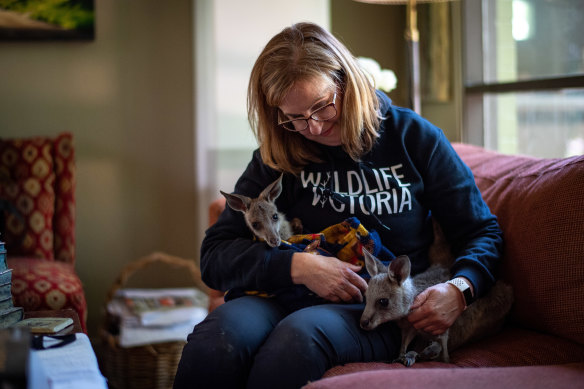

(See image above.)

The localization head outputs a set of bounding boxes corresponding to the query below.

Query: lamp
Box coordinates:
[354,0,454,114]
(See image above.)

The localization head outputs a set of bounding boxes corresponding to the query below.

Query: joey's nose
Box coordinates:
[268,238,280,247]
[360,319,370,330]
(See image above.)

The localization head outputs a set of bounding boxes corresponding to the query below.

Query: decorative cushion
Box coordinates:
[0,136,56,260]
[52,133,76,263]
[8,257,87,333]
[453,143,584,346]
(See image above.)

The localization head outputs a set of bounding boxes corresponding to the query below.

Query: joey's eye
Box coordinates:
[251,222,261,230]
[272,213,279,221]
[377,298,389,308]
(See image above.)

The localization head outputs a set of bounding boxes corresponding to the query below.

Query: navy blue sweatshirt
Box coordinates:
[201,91,503,302]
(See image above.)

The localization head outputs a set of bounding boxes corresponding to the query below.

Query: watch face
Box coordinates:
[449,279,467,290]
[448,279,473,306]
[457,279,469,290]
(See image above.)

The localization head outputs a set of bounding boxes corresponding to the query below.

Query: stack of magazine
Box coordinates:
[106,287,208,347]
[0,240,23,329]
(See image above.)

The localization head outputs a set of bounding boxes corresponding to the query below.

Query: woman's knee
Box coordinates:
[247,304,401,388]
[174,297,286,388]
[174,309,250,388]
[275,306,364,359]
[188,297,285,362]
[247,305,362,388]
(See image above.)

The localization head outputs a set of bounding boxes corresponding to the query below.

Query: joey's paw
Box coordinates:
[419,341,442,361]
[393,351,418,367]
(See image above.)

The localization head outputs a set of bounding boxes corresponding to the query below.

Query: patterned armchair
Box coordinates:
[0,133,87,332]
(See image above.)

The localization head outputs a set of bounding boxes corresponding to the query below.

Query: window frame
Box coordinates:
[462,0,584,148]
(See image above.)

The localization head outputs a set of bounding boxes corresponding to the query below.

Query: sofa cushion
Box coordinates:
[0,136,56,260]
[8,256,87,332]
[305,363,584,389]
[323,327,584,378]
[452,143,584,346]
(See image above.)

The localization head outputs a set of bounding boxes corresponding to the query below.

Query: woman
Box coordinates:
[174,22,502,389]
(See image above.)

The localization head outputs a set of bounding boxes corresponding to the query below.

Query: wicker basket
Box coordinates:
[99,252,209,389]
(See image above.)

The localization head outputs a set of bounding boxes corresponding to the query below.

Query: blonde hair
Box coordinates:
[247,22,381,175]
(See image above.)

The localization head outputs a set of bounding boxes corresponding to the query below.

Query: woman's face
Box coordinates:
[278,77,342,147]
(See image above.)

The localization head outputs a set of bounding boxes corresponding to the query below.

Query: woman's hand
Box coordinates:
[406,282,467,335]
[291,252,367,303]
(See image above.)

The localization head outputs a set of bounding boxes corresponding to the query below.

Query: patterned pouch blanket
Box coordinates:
[224,217,396,309]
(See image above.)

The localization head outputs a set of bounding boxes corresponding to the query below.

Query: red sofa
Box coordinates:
[1,133,87,332]
[303,143,584,388]
[206,143,584,387]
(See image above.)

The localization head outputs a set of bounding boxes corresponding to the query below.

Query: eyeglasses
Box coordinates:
[278,93,338,132]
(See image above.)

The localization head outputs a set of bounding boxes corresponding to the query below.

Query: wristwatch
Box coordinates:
[447,278,474,307]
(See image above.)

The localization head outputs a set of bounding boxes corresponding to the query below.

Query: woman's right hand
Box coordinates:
[291,252,367,303]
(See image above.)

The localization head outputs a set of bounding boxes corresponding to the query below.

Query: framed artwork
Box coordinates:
[0,0,94,41]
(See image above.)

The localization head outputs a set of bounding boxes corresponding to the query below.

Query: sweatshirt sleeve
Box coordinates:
[200,150,297,293]
[415,129,503,299]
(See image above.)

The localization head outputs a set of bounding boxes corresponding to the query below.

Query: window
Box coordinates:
[463,0,584,158]
[193,0,329,246]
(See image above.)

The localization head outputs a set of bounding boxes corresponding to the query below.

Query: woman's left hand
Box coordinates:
[406,282,466,335]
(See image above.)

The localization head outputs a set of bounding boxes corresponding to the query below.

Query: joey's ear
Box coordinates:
[220,191,251,213]
[363,249,387,277]
[260,173,283,203]
[388,255,411,285]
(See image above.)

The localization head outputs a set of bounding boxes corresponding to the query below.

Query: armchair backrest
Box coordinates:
[0,133,76,264]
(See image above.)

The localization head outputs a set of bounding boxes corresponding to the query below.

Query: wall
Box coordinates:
[0,0,197,336]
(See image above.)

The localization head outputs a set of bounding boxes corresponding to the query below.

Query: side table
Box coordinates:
[27,310,108,389]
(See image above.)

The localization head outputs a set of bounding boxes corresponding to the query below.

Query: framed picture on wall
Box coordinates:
[0,0,94,41]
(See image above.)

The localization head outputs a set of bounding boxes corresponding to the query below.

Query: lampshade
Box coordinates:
[355,0,452,3]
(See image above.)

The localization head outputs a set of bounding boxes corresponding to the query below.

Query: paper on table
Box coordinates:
[28,333,107,389]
